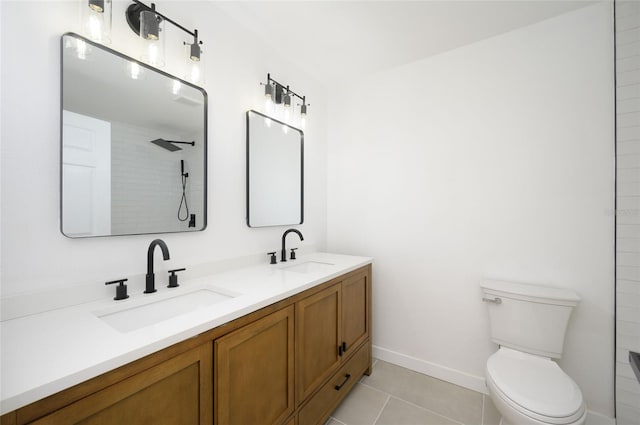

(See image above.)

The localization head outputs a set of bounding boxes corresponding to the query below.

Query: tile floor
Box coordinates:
[327,359,502,425]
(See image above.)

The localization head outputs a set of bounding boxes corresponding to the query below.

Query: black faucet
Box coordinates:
[145,239,170,293]
[281,229,304,262]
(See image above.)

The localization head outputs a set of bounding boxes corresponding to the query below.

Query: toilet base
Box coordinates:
[497,412,586,425]
[489,391,586,425]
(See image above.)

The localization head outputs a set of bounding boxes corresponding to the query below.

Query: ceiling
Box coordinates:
[215,0,597,87]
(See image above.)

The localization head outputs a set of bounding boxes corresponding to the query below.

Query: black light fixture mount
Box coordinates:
[125,1,203,60]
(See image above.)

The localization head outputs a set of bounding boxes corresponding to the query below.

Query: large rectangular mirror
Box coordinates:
[246,110,303,227]
[61,33,207,237]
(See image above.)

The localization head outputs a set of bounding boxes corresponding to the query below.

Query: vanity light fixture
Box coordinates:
[125,0,205,83]
[81,0,112,44]
[262,73,310,128]
[126,1,165,67]
[184,30,205,84]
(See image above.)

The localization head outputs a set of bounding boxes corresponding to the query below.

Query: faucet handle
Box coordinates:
[290,248,298,260]
[267,252,277,265]
[105,278,129,301]
[168,268,186,288]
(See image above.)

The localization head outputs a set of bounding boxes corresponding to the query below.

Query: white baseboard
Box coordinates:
[372,345,488,395]
[372,345,616,425]
[585,410,616,425]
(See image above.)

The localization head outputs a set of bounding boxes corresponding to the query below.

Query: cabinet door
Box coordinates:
[296,284,342,402]
[341,271,369,356]
[215,305,295,425]
[30,343,212,425]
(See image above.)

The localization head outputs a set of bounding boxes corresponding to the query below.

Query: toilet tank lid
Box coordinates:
[481,279,580,303]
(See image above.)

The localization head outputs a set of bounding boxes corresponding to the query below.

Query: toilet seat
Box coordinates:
[486,348,585,425]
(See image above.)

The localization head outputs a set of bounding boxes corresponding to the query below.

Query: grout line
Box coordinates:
[481,394,486,425]
[386,395,466,425]
[358,381,395,397]
[371,395,391,425]
[327,417,347,425]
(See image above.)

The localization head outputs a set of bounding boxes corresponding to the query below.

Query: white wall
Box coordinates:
[0,1,327,296]
[615,1,640,424]
[0,0,620,420]
[327,3,615,419]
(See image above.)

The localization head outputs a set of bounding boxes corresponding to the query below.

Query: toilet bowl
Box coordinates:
[480,279,585,425]
[485,348,586,425]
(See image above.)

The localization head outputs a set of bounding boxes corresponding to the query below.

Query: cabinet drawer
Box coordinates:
[298,342,370,425]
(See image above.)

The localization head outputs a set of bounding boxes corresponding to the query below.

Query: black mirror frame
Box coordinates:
[246,109,304,228]
[60,32,208,238]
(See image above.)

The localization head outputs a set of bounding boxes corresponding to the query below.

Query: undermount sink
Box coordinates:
[95,287,236,333]
[281,261,334,274]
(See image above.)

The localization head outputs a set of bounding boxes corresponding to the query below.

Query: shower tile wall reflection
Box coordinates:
[111,123,203,234]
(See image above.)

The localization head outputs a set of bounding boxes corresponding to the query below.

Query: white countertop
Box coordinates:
[0,252,372,414]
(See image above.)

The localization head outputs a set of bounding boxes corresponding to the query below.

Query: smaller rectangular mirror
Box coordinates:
[246,110,303,227]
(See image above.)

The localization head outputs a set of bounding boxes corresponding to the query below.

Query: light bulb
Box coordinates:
[139,9,164,67]
[88,14,102,42]
[190,62,201,84]
[82,0,111,44]
[284,105,291,121]
[263,83,274,113]
[148,43,159,66]
[300,115,306,129]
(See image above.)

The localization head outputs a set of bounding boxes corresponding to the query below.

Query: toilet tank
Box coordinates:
[480,279,580,359]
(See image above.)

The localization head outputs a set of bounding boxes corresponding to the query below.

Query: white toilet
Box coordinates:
[481,279,586,425]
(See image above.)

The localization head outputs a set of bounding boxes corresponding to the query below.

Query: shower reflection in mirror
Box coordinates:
[148,139,197,227]
[61,33,207,238]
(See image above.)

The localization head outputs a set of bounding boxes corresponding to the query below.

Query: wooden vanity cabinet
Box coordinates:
[214,305,295,425]
[214,266,370,425]
[26,342,212,425]
[3,264,371,425]
[296,268,371,422]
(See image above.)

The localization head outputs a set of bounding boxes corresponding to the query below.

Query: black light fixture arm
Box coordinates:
[266,73,308,106]
[127,0,202,43]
